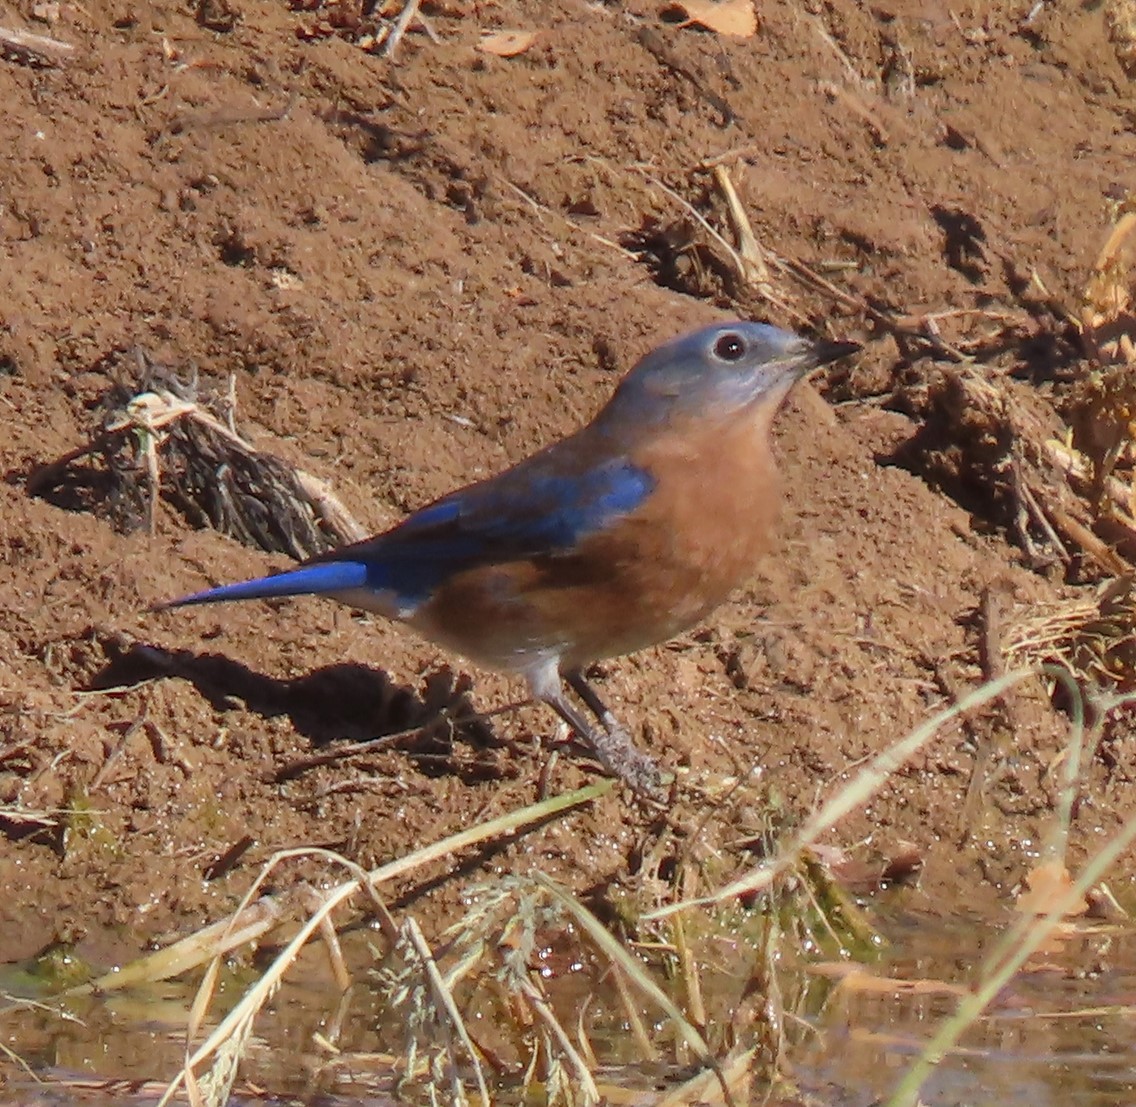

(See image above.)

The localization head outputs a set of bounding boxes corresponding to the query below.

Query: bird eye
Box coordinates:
[714,333,746,362]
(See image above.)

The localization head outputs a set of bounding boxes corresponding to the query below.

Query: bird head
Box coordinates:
[598,321,858,431]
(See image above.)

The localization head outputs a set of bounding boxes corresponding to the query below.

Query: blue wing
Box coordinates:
[158,444,654,614]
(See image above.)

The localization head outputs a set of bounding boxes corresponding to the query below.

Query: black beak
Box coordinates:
[811,339,861,366]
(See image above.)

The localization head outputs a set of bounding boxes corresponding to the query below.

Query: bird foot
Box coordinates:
[585,719,673,802]
[534,666,672,801]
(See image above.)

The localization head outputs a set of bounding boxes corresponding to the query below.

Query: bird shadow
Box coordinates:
[91,636,508,783]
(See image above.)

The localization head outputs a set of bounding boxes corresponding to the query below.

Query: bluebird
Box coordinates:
[157,322,857,797]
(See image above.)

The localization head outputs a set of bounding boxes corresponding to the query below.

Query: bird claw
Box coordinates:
[586,721,673,802]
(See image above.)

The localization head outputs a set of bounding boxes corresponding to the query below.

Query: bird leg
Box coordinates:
[528,663,668,800]
[564,667,624,737]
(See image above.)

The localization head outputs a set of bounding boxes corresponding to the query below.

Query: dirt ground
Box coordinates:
[1,0,1135,973]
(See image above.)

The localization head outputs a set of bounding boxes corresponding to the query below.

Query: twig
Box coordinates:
[1047,437,1136,516]
[712,164,772,285]
[498,173,639,260]
[959,587,1020,840]
[91,707,150,791]
[405,917,492,1107]
[699,145,763,168]
[294,470,368,543]
[382,0,422,58]
[0,24,75,66]
[163,96,296,137]
[636,169,744,275]
[1018,478,1071,566]
[649,161,976,357]
[26,431,119,496]
[300,885,353,993]
[273,700,527,782]
[636,168,806,325]
[513,973,598,1101]
[805,13,869,90]
[792,254,981,359]
[1052,504,1130,575]
[1045,439,1136,572]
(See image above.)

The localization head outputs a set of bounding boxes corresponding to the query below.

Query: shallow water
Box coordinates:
[3,906,1135,1106]
[795,910,1136,1106]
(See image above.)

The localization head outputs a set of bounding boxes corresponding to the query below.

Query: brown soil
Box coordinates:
[1,0,1134,973]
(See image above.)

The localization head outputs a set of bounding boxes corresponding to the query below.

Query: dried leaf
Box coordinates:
[811,963,968,998]
[478,29,538,57]
[808,839,923,894]
[663,0,757,37]
[1082,207,1136,367]
[1016,860,1089,918]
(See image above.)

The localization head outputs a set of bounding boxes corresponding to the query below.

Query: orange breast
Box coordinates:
[411,405,785,673]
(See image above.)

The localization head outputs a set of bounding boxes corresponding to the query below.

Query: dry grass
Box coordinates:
[147,773,875,1105]
[1071,201,1136,507]
[18,753,895,1106]
[1003,575,1136,694]
[2,664,1127,1106]
[33,671,1062,1106]
[27,348,365,558]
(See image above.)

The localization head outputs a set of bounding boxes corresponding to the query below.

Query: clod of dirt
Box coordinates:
[1106,0,1136,75]
[895,366,1071,567]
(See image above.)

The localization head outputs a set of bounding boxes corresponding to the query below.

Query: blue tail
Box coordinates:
[154,560,371,611]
